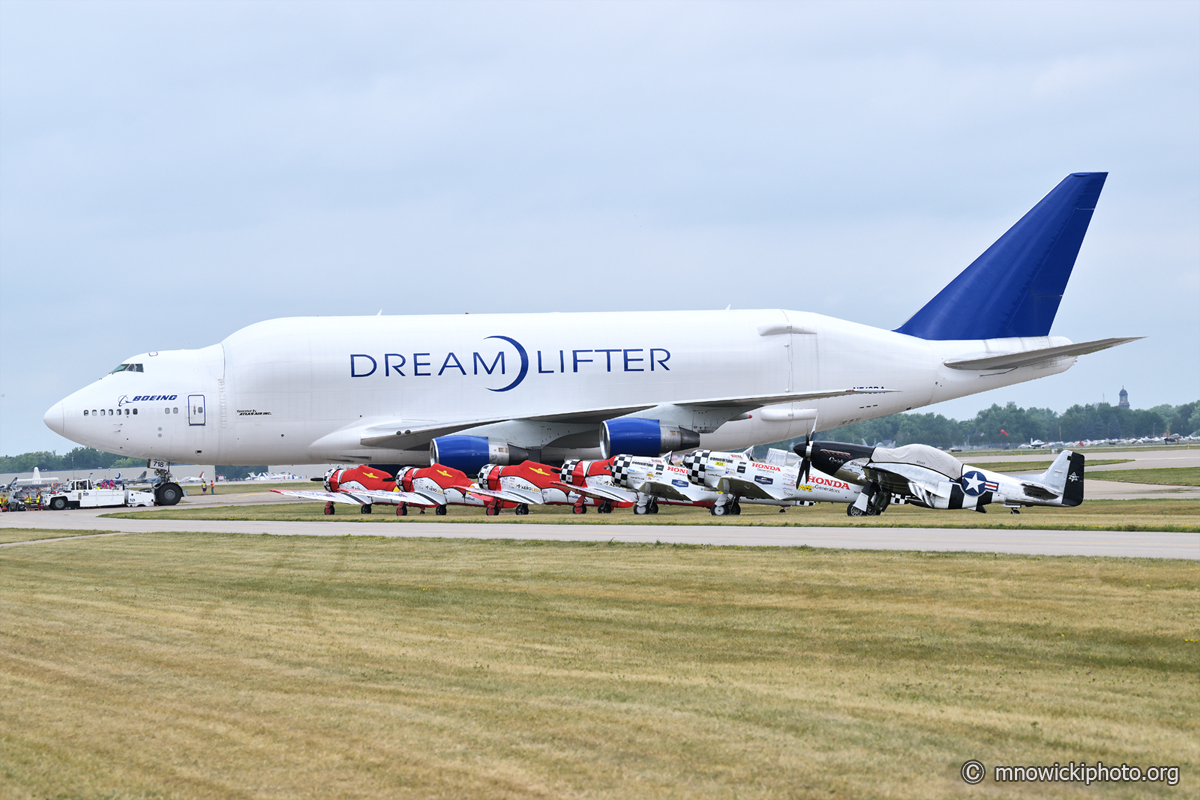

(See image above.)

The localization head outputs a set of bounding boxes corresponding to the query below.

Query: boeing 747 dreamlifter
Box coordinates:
[45,173,1137,504]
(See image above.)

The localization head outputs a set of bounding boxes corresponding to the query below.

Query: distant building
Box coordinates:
[1119,387,1130,409]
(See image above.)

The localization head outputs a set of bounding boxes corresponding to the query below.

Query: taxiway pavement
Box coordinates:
[3,505,1196,559]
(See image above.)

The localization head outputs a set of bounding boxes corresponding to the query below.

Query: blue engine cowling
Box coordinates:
[430,435,536,473]
[600,418,700,458]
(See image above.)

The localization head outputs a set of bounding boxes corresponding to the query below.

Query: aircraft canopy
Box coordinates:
[871,444,964,480]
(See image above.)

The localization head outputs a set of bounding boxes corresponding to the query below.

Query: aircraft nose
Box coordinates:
[44,401,66,436]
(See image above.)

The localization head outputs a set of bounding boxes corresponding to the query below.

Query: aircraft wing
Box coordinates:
[271,488,440,507]
[466,485,545,505]
[944,337,1141,371]
[551,481,635,504]
[273,489,368,505]
[637,478,701,503]
[355,387,893,450]
[716,476,785,501]
[352,489,443,507]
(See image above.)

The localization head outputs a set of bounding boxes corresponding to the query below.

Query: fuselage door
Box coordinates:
[188,394,206,426]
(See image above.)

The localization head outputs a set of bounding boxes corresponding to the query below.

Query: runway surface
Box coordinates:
[3,505,1196,559]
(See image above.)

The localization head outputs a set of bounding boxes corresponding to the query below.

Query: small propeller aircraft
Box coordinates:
[792,437,1085,516]
[395,463,528,516]
[554,458,638,514]
[608,454,719,515]
[680,449,860,514]
[273,465,440,515]
[477,460,634,515]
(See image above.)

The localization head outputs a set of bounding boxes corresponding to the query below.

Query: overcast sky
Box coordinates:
[2,0,1197,455]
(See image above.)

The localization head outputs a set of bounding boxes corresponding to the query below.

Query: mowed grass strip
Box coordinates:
[970,458,1132,473]
[2,535,1197,799]
[107,497,1200,532]
[0,527,117,545]
[1088,467,1200,486]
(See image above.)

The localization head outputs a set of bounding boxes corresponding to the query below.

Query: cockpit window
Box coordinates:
[110,363,144,373]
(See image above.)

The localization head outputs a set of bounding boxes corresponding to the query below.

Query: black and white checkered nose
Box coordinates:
[560,460,579,483]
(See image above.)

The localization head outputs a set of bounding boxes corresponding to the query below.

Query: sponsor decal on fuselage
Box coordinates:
[350,335,671,393]
[119,394,178,406]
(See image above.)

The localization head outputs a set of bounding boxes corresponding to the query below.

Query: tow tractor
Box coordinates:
[43,478,156,510]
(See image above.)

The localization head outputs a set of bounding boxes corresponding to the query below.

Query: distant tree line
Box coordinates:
[0,448,269,481]
[809,400,1199,450]
[0,448,147,473]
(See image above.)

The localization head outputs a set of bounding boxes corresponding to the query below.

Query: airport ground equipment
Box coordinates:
[43,479,156,510]
[793,440,1085,516]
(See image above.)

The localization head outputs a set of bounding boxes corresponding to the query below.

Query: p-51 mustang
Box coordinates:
[793,440,1085,515]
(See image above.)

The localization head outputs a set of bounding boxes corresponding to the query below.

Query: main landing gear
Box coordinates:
[634,498,659,515]
[572,500,587,515]
[360,503,372,514]
[710,501,741,516]
[435,504,447,516]
[324,502,335,515]
[396,503,408,517]
[515,504,530,516]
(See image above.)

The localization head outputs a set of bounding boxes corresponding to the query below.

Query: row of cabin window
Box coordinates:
[84,407,178,416]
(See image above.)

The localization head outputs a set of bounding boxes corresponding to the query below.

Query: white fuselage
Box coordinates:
[44,310,1076,465]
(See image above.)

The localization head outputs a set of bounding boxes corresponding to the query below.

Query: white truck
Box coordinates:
[44,479,157,510]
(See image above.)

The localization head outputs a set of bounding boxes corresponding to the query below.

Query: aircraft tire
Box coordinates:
[360,504,372,514]
[324,502,334,515]
[649,499,659,514]
[713,504,726,516]
[847,505,866,517]
[731,502,741,516]
[50,496,68,511]
[634,504,648,515]
[435,505,447,516]
[397,505,407,516]
[156,483,182,506]
[600,501,612,514]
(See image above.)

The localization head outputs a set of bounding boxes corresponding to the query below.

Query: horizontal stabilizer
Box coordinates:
[943,337,1141,371]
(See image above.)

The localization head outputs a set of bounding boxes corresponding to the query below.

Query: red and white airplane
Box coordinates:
[553,458,638,514]
[394,463,529,516]
[273,465,439,515]
[477,460,636,515]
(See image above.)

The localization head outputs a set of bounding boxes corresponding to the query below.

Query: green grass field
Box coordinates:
[1088,468,1200,486]
[1,533,1196,799]
[107,497,1200,532]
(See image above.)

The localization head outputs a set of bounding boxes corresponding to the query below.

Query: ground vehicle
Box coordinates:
[43,479,157,510]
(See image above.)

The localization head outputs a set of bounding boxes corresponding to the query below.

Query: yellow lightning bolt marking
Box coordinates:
[363,471,379,480]
[530,468,551,476]
[437,470,452,477]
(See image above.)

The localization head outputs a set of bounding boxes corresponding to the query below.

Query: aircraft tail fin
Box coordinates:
[895,172,1107,340]
[1036,449,1084,506]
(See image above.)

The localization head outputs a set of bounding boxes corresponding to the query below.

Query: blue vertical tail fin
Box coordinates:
[895,172,1107,341]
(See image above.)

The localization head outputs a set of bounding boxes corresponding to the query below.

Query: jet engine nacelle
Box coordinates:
[600,418,700,458]
[430,435,538,473]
